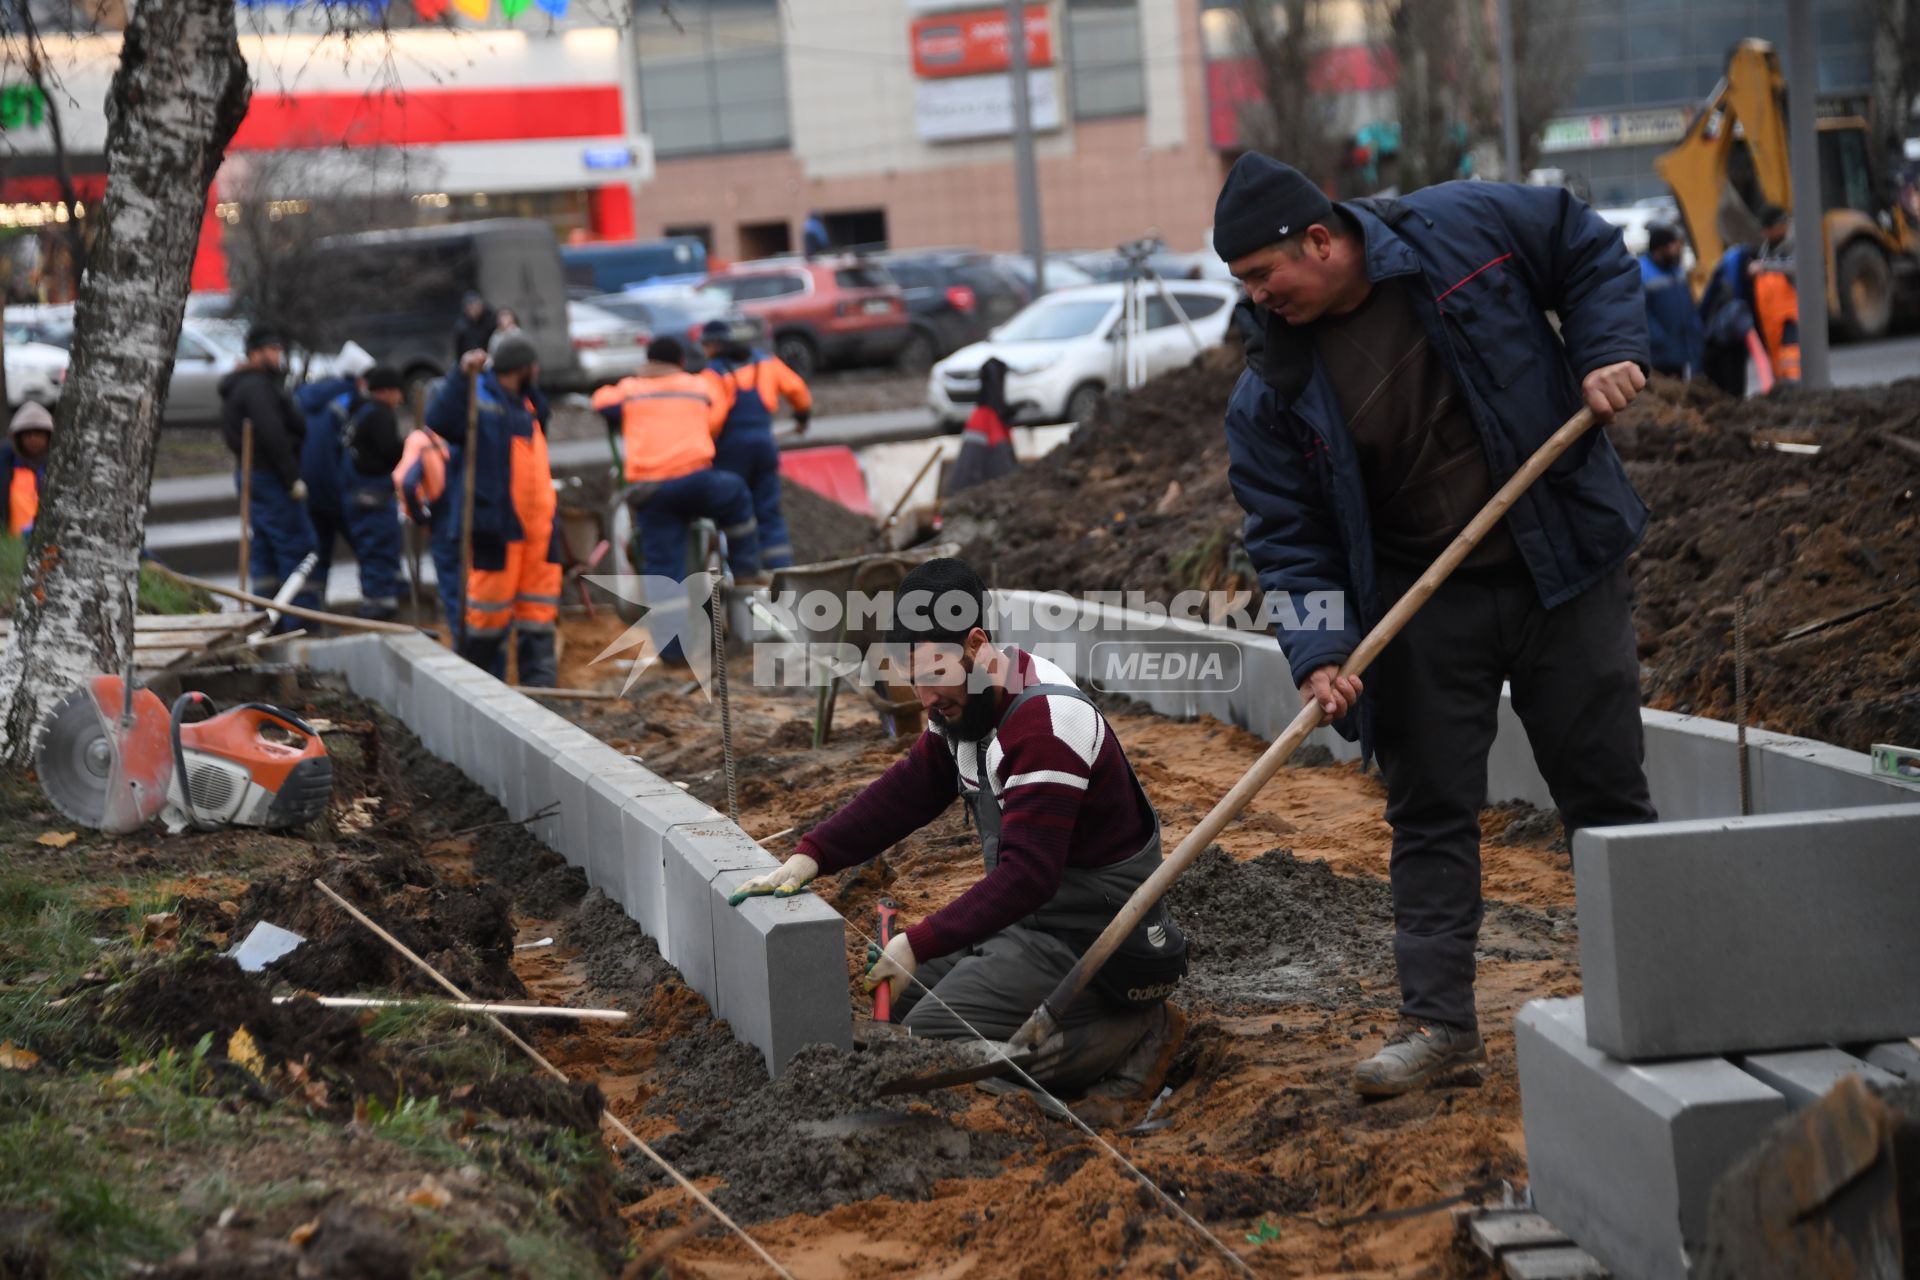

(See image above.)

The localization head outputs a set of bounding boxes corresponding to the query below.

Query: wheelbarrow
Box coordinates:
[754,544,958,746]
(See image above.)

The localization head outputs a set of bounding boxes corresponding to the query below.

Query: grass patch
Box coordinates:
[0,533,215,614]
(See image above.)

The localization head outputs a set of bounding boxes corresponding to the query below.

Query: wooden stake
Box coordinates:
[1010,408,1603,1056]
[273,995,628,1022]
[881,444,944,527]
[237,418,253,595]
[312,879,794,1279]
[141,561,417,634]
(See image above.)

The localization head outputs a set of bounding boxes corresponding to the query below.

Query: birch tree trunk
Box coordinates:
[0,0,248,765]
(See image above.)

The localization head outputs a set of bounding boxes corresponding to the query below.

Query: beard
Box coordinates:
[938,684,1001,743]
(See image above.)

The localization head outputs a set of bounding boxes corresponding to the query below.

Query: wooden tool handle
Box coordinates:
[1010,407,1600,1052]
[141,560,419,635]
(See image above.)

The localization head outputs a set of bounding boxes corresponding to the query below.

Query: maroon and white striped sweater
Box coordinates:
[797,648,1154,961]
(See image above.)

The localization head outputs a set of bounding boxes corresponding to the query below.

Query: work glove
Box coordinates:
[792,410,811,436]
[863,931,917,1003]
[727,852,818,906]
[289,479,309,503]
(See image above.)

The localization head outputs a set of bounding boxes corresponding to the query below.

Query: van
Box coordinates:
[312,219,577,392]
[560,237,708,296]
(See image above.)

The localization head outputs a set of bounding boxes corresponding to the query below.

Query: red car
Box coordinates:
[703,256,911,378]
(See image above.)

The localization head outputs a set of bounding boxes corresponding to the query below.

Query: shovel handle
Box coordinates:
[1009,407,1602,1053]
[873,897,900,1023]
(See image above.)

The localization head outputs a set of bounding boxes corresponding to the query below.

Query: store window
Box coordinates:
[1067,0,1145,120]
[636,0,791,158]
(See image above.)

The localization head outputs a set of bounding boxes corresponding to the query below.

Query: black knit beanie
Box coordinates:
[1212,153,1336,262]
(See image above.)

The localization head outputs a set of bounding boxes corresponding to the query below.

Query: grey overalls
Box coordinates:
[891,682,1177,1091]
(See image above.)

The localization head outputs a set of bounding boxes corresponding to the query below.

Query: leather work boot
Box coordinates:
[1351,1019,1487,1098]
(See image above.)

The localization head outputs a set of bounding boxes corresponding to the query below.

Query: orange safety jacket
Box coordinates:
[591,370,729,483]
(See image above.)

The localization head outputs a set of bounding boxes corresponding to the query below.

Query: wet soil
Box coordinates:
[544,641,1584,1277]
[947,356,1920,750]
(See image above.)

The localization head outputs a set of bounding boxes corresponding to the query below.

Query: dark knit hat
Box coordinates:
[648,335,686,366]
[363,365,403,392]
[1646,223,1681,253]
[245,326,284,353]
[1212,153,1336,262]
[700,319,732,343]
[489,333,539,375]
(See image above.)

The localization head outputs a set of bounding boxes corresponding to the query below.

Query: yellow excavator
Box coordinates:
[1656,38,1920,340]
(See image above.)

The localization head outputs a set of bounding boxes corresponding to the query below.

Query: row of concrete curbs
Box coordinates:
[298,632,853,1076]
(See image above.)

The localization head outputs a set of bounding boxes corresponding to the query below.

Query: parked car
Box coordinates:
[584,286,769,363]
[928,280,1240,428]
[566,301,649,386]
[870,250,1031,368]
[702,256,910,378]
[311,218,576,394]
[561,236,707,296]
[990,253,1099,297]
[3,305,248,426]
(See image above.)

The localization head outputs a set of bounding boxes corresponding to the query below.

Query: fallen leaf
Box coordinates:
[287,1219,320,1247]
[138,913,180,953]
[448,1083,474,1100]
[0,1042,40,1070]
[111,1061,155,1083]
[403,1176,452,1210]
[35,831,77,848]
[227,1027,266,1078]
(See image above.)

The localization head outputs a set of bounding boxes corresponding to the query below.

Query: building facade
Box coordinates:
[1538,0,1879,206]
[629,0,1228,261]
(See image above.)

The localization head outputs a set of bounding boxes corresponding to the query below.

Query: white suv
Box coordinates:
[928,281,1239,427]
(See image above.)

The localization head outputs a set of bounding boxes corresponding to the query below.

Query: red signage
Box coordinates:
[911,7,1053,79]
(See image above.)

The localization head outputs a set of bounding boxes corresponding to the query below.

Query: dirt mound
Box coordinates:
[234,847,524,1000]
[783,478,878,566]
[949,343,1254,604]
[111,954,365,1072]
[1619,381,1920,749]
[953,344,1920,750]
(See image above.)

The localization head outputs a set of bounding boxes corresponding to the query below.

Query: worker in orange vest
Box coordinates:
[701,319,812,568]
[592,336,762,663]
[2,401,53,538]
[1748,204,1801,384]
[425,337,562,685]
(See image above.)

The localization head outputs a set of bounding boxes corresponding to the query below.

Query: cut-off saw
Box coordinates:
[36,674,332,835]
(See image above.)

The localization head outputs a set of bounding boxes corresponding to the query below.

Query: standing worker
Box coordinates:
[298,365,407,620]
[425,336,561,686]
[1747,204,1800,383]
[1213,153,1658,1097]
[730,557,1185,1094]
[1639,224,1703,381]
[393,409,461,637]
[700,319,812,569]
[219,328,320,626]
[1,402,54,537]
[453,292,495,365]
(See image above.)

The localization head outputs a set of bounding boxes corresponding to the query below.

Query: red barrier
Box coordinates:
[779,445,871,516]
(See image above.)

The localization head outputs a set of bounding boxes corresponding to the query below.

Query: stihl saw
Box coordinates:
[36,674,332,835]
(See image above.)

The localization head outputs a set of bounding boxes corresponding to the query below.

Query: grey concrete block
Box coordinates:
[1516,998,1789,1280]
[710,867,852,1074]
[617,804,670,945]
[1752,737,1920,814]
[1576,804,1920,1060]
[1735,1048,1901,1107]
[1858,1041,1920,1082]
[661,821,777,1003]
[585,763,680,899]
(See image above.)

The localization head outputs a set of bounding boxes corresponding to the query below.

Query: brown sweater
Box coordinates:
[1313,277,1517,570]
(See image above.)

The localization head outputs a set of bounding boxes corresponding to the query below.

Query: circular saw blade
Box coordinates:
[34,685,116,828]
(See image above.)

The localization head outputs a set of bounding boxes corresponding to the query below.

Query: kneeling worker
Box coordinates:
[731,557,1185,1092]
